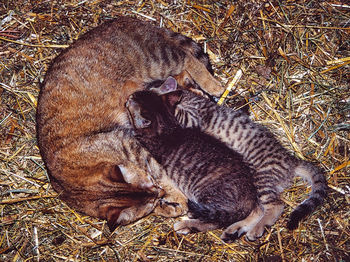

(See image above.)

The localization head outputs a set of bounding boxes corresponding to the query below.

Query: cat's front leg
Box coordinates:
[102,196,159,232]
[153,177,188,218]
[116,199,159,226]
[174,219,219,235]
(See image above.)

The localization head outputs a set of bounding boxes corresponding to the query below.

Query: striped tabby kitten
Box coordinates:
[36,16,223,231]
[151,77,327,241]
[126,77,258,238]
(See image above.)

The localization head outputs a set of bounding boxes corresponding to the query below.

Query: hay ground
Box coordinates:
[1,0,349,261]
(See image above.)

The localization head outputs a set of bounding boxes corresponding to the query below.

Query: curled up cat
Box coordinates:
[126,77,259,242]
[151,77,327,241]
[36,16,223,231]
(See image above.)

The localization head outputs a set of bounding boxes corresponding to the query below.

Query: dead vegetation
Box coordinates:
[1,0,349,261]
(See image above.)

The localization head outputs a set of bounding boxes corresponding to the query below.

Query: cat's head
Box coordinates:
[126,77,183,137]
[150,77,202,129]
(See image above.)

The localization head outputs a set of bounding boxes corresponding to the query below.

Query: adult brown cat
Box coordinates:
[126,77,258,239]
[36,16,223,231]
[150,77,327,241]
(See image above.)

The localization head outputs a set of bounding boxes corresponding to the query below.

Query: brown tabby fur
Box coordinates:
[126,78,258,239]
[36,16,223,231]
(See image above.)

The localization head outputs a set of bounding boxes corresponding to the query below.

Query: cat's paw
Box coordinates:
[245,224,265,241]
[220,231,240,243]
[222,207,265,242]
[173,221,192,235]
[154,199,185,217]
[143,184,163,196]
[116,209,134,226]
[220,225,246,243]
[117,200,157,226]
[187,211,195,219]
[174,218,216,234]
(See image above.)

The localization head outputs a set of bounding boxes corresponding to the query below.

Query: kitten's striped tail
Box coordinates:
[287,161,327,230]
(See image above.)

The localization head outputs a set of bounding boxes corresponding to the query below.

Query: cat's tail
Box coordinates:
[288,161,327,230]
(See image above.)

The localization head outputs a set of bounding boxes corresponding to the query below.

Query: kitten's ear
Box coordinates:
[126,98,151,129]
[164,90,183,107]
[151,76,177,95]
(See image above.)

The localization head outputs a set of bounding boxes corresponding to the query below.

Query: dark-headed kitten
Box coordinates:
[151,77,327,241]
[36,16,223,231]
[126,77,258,240]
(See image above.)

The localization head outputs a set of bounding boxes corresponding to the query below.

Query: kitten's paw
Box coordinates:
[222,207,265,242]
[174,218,216,234]
[187,211,195,219]
[220,231,240,243]
[174,221,192,235]
[245,225,265,241]
[220,225,246,243]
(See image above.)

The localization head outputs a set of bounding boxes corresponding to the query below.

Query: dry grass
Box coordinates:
[1,0,349,261]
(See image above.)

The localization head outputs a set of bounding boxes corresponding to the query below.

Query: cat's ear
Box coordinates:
[126,98,151,129]
[164,90,183,107]
[106,207,121,232]
[151,76,177,95]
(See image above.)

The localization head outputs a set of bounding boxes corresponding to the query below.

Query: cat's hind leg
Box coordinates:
[174,219,219,235]
[220,206,264,243]
[245,201,284,241]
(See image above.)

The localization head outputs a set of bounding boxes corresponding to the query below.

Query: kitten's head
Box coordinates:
[149,77,202,128]
[126,77,183,137]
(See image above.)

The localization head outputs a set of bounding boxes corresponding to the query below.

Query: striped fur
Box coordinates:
[126,82,258,239]
[36,16,223,231]
[154,80,327,240]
